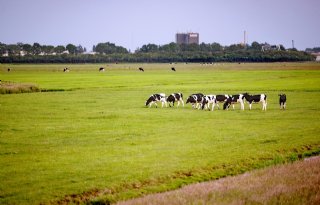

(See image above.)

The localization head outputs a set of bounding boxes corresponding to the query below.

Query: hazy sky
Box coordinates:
[1,0,319,52]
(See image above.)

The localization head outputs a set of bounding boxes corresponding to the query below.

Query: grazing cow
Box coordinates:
[279,94,286,110]
[171,67,176,71]
[63,68,70,72]
[201,95,217,111]
[214,94,229,109]
[145,93,167,108]
[243,93,267,110]
[223,94,245,110]
[139,67,144,72]
[167,93,184,107]
[99,67,105,72]
[7,68,11,72]
[186,93,204,109]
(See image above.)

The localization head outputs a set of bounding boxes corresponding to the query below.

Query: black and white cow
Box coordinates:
[167,93,184,107]
[139,67,144,72]
[201,95,217,111]
[63,68,70,72]
[145,93,167,108]
[223,94,245,110]
[186,93,204,109]
[243,93,267,110]
[99,67,105,72]
[214,94,229,109]
[279,94,286,110]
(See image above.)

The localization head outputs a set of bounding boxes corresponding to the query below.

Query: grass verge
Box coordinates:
[116,156,320,205]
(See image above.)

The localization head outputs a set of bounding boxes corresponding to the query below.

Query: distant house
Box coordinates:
[62,50,69,55]
[310,52,320,61]
[2,51,9,57]
[19,51,27,56]
[83,51,97,55]
[261,43,281,51]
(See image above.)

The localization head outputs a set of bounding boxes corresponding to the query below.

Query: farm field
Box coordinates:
[0,63,320,204]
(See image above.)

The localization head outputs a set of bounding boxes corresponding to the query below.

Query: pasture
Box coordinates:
[0,63,320,204]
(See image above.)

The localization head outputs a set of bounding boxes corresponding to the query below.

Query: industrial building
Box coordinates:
[176,33,199,45]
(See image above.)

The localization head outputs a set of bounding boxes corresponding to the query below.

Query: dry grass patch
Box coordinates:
[0,81,40,94]
[117,157,320,205]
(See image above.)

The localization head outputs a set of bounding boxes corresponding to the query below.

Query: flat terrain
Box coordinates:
[0,63,320,204]
[117,157,320,205]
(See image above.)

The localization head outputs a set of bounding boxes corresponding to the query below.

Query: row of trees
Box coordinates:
[305,47,320,53]
[0,41,315,63]
[135,42,286,53]
[0,42,86,56]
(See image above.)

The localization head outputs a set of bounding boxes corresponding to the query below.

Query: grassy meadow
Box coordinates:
[0,63,320,204]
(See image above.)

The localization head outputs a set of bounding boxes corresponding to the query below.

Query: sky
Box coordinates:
[1,0,319,52]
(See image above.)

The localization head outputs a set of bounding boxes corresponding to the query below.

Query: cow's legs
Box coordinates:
[211,102,215,111]
[181,99,184,107]
[240,102,244,110]
[262,101,267,111]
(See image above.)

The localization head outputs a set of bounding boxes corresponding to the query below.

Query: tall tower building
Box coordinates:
[176,33,199,45]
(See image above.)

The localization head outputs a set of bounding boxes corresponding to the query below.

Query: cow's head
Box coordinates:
[145,96,154,106]
[279,94,286,100]
[186,96,196,104]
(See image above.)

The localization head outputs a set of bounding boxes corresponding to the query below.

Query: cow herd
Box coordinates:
[145,93,287,110]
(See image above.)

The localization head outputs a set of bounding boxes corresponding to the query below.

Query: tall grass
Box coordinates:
[117,157,320,205]
[0,63,319,204]
[0,81,40,94]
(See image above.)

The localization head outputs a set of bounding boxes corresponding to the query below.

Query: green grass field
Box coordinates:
[0,63,320,204]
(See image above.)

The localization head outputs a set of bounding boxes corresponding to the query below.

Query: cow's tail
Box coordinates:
[181,93,183,100]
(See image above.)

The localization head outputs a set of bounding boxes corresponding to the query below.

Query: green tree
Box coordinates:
[42,45,54,54]
[32,43,42,55]
[211,43,223,52]
[76,45,84,54]
[54,45,66,54]
[251,41,262,51]
[66,44,77,54]
[21,44,32,54]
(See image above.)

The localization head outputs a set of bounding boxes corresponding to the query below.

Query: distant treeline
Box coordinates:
[0,41,315,63]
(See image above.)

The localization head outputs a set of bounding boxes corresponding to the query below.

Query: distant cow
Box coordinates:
[7,68,11,72]
[145,93,167,108]
[171,67,176,71]
[243,93,267,110]
[279,94,286,110]
[214,95,230,109]
[139,67,144,72]
[167,93,184,107]
[99,67,105,72]
[223,94,245,110]
[63,68,70,72]
[186,93,204,109]
[201,95,217,111]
